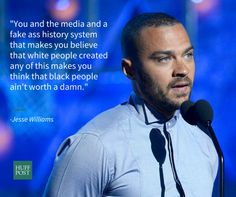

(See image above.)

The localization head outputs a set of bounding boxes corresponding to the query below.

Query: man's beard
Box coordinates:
[137,71,193,114]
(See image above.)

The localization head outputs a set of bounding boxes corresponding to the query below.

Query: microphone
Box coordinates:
[180,100,213,126]
[194,100,213,126]
[180,100,224,197]
[180,100,195,125]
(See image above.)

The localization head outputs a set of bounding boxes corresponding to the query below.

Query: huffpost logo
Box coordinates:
[13,161,32,180]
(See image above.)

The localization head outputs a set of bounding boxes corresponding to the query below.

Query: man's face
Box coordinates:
[134,24,195,115]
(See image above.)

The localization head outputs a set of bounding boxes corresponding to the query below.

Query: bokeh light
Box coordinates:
[48,0,80,21]
[0,121,13,158]
[193,0,219,15]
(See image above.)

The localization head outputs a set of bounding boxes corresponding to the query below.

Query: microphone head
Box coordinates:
[180,99,214,126]
[194,99,213,125]
[180,100,196,125]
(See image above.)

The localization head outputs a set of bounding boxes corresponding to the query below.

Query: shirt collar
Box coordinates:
[129,92,179,128]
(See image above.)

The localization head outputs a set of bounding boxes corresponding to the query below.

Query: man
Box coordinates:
[44,13,218,197]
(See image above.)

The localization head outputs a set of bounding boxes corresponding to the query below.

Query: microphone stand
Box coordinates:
[207,121,224,197]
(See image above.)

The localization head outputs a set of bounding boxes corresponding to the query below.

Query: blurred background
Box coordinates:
[0,0,236,196]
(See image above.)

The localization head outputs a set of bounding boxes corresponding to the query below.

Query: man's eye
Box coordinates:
[157,56,171,63]
[184,52,194,59]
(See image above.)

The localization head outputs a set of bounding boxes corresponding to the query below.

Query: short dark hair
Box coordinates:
[121,12,180,58]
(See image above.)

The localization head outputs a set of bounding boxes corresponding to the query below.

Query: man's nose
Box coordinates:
[172,59,189,77]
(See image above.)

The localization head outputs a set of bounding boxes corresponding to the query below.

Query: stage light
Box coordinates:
[193,0,219,15]
[0,121,13,158]
[191,0,203,3]
[48,0,80,21]
[56,0,70,11]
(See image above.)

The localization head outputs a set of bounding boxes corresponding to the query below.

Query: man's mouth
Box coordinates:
[171,82,190,88]
[171,82,191,94]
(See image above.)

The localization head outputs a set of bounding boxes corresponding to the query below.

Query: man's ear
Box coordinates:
[122,58,135,80]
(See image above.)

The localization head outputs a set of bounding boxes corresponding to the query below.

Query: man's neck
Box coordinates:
[145,100,175,121]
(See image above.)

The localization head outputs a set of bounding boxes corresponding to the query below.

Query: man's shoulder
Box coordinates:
[55,102,135,159]
[78,102,134,137]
